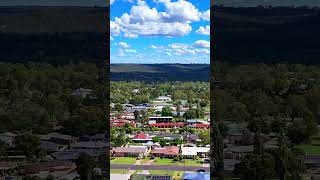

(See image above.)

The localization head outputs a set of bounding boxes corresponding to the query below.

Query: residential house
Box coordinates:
[155,96,172,102]
[0,161,17,177]
[111,174,132,180]
[148,116,173,123]
[70,141,108,150]
[150,146,179,158]
[181,146,210,159]
[182,172,210,180]
[111,119,136,128]
[132,134,153,143]
[39,133,75,146]
[23,160,77,179]
[71,88,93,98]
[40,141,60,153]
[0,132,17,147]
[51,149,105,161]
[114,146,148,157]
[149,123,185,128]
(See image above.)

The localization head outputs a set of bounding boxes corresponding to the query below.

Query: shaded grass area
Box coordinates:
[298,144,320,155]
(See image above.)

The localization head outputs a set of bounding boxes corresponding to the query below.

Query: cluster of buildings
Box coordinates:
[0,131,108,179]
[111,144,210,159]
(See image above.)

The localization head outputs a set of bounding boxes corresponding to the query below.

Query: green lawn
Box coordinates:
[298,144,320,155]
[110,169,129,174]
[110,157,137,164]
[154,158,179,166]
[153,158,203,166]
[179,159,203,166]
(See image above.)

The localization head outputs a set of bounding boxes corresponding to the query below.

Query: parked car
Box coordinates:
[197,169,206,172]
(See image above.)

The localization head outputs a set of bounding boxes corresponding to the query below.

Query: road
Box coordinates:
[111,164,210,171]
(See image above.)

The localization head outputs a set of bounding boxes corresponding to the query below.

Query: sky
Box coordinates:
[110,0,210,64]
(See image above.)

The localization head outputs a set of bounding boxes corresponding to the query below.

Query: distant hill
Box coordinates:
[213,6,320,64]
[110,64,210,82]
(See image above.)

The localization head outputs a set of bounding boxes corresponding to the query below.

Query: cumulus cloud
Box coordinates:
[110,21,121,35]
[160,0,202,23]
[118,42,130,48]
[166,41,210,56]
[196,25,210,35]
[201,9,210,21]
[111,0,210,38]
[193,40,210,48]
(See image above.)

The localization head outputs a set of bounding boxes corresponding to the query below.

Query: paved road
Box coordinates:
[111,164,210,171]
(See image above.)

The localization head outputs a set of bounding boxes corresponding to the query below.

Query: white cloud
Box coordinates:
[151,45,158,49]
[196,25,210,35]
[118,42,130,48]
[117,48,125,56]
[112,0,211,38]
[193,40,210,48]
[110,36,114,41]
[110,21,121,35]
[201,9,210,21]
[124,49,137,53]
[167,41,210,56]
[160,0,202,23]
[110,0,115,5]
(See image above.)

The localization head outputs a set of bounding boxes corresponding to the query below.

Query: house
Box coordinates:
[71,88,93,98]
[111,174,132,180]
[182,172,210,180]
[111,119,136,128]
[0,161,17,177]
[0,132,17,147]
[132,89,140,93]
[51,149,105,161]
[133,134,153,143]
[181,146,210,158]
[149,123,185,128]
[155,96,172,102]
[39,133,75,146]
[153,104,174,112]
[114,146,148,157]
[70,141,108,150]
[148,116,173,123]
[40,141,60,152]
[150,146,179,158]
[24,160,77,178]
[90,134,107,142]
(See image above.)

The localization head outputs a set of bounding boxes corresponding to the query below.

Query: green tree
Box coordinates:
[15,133,40,160]
[76,152,95,180]
[161,106,173,116]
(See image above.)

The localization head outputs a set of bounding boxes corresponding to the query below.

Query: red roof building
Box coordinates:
[110,119,136,127]
[132,134,152,142]
[149,122,185,128]
[188,124,210,129]
[150,146,180,158]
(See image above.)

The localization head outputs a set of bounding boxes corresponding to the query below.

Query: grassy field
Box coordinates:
[180,159,203,166]
[154,158,179,166]
[152,158,203,166]
[110,169,129,174]
[150,170,184,178]
[110,157,137,164]
[298,144,320,155]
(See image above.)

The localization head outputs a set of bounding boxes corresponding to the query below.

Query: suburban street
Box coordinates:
[111,164,210,171]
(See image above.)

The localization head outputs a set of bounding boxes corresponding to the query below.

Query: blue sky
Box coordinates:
[110,0,210,64]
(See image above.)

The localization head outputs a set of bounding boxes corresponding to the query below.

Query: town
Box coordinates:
[110,81,210,180]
